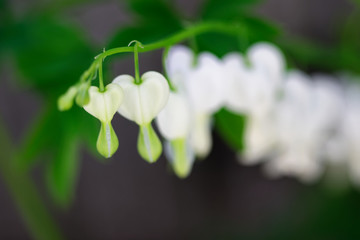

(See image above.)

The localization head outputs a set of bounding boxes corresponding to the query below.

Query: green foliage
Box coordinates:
[4,14,99,207]
[10,16,94,95]
[215,109,247,151]
[46,131,80,208]
[198,0,279,57]
[201,0,261,20]
[108,0,182,49]
[339,10,360,74]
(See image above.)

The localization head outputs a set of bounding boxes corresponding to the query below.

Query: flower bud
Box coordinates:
[58,86,78,111]
[75,82,90,107]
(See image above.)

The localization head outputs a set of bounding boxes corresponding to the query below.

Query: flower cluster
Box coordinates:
[162,43,360,184]
[59,41,360,184]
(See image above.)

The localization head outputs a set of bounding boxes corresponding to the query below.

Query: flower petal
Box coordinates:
[83,83,123,122]
[113,71,170,125]
[156,92,191,140]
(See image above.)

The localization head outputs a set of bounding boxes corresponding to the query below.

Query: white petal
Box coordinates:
[156,92,191,140]
[165,45,194,90]
[113,71,170,125]
[247,42,285,85]
[186,52,227,113]
[83,83,123,123]
[190,113,212,158]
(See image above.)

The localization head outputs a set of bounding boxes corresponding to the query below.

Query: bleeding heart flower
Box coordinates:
[83,83,124,158]
[156,92,194,178]
[113,71,170,163]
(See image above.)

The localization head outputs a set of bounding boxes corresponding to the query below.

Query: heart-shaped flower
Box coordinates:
[83,83,124,158]
[113,71,170,125]
[113,71,170,163]
[156,92,194,178]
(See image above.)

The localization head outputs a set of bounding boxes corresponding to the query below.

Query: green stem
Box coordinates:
[0,118,64,240]
[131,41,142,84]
[98,58,105,92]
[86,21,242,71]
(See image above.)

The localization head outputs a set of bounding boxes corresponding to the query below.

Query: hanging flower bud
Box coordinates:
[113,71,170,163]
[156,92,194,178]
[58,86,78,111]
[83,83,124,158]
[75,82,91,107]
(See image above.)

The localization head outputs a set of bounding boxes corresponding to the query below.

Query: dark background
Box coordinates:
[1,0,359,239]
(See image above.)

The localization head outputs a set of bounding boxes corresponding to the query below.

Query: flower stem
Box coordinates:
[132,41,141,84]
[98,58,105,92]
[82,21,243,79]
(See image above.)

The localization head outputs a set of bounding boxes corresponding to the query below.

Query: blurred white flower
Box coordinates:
[165,46,228,158]
[156,92,195,178]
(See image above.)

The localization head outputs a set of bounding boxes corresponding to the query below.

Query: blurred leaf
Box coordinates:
[128,0,182,27]
[46,131,79,208]
[339,10,360,74]
[197,15,279,57]
[17,104,98,171]
[201,0,261,20]
[198,32,243,57]
[108,0,182,49]
[276,37,341,71]
[10,15,94,96]
[215,109,246,151]
[15,102,98,207]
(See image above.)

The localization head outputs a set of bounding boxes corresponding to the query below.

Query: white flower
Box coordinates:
[165,46,228,158]
[186,52,228,114]
[156,92,191,140]
[83,83,124,158]
[224,42,285,117]
[113,71,170,163]
[113,71,170,125]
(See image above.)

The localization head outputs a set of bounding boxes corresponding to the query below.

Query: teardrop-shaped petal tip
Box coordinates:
[96,122,119,158]
[137,123,162,163]
[168,139,194,179]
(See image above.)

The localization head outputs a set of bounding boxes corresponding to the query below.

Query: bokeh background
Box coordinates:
[1,0,360,239]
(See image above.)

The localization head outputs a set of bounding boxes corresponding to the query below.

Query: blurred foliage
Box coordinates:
[1,3,98,206]
[107,0,183,48]
[215,109,247,151]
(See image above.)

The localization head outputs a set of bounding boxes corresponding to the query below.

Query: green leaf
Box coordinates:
[215,108,247,151]
[201,0,261,20]
[46,130,80,208]
[128,0,182,28]
[108,0,182,49]
[196,16,279,57]
[11,16,94,95]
